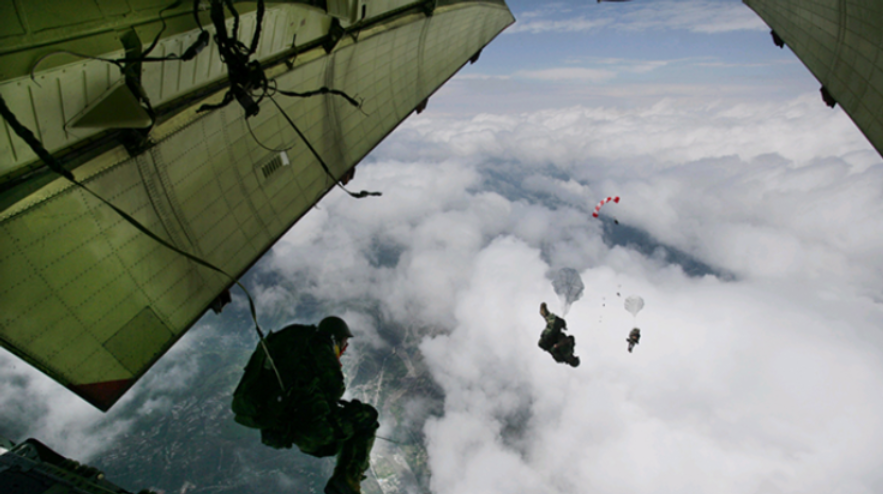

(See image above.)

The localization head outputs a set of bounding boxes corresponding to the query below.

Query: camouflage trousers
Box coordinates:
[550,335,576,363]
[262,399,379,481]
[539,330,578,366]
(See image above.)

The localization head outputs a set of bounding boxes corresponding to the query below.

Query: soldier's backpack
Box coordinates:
[231,325,316,430]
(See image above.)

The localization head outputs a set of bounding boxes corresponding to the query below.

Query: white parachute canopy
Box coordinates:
[552,268,585,315]
[624,295,644,317]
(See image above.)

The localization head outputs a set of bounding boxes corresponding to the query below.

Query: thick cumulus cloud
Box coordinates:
[423,254,883,494]
[3,87,883,493]
[509,0,766,35]
[377,94,883,291]
[260,92,883,493]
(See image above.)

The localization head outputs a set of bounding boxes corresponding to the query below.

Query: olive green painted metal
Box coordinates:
[744,0,883,159]
[0,5,309,180]
[0,0,514,410]
[67,80,154,129]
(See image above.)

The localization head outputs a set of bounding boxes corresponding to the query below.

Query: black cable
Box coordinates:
[249,0,265,55]
[0,95,74,181]
[30,1,212,84]
[376,435,403,445]
[143,0,184,57]
[276,87,361,109]
[223,0,241,42]
[30,32,210,84]
[268,95,381,199]
[245,116,296,153]
[31,51,124,82]
[197,0,267,117]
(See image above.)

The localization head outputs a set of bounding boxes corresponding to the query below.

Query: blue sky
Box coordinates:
[440,0,816,112]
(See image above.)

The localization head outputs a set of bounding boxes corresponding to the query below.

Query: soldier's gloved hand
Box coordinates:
[339,399,364,412]
[311,399,330,417]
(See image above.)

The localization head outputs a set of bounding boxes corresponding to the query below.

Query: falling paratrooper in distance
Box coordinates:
[538,302,580,367]
[593,196,620,224]
[624,295,645,353]
[552,268,585,316]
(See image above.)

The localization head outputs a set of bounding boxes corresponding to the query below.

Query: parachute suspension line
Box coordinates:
[375,435,403,445]
[268,95,382,199]
[0,92,287,394]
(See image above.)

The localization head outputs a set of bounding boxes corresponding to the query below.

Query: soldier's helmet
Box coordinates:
[318,316,354,341]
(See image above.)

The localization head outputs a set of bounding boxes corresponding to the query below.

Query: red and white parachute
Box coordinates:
[592,196,619,218]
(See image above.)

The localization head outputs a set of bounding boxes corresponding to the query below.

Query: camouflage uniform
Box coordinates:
[627,327,641,353]
[232,324,378,492]
[538,310,579,367]
[538,312,564,352]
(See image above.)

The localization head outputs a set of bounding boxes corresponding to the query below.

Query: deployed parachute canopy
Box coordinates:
[592,196,620,223]
[624,295,644,317]
[552,268,584,315]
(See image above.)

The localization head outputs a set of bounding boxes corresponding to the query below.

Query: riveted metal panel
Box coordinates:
[745,0,883,158]
[0,0,515,410]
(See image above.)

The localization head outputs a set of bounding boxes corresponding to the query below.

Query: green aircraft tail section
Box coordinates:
[0,0,515,411]
[744,0,883,159]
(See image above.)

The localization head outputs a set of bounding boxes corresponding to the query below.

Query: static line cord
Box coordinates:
[268,95,381,199]
[245,116,297,153]
[0,92,287,393]
[375,435,403,445]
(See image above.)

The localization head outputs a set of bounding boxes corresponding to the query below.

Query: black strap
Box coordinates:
[268,95,381,199]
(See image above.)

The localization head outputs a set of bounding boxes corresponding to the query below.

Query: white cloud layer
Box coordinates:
[510,0,767,35]
[508,16,611,35]
[258,91,883,493]
[619,0,768,33]
[3,86,883,494]
[386,94,883,291]
[515,67,619,82]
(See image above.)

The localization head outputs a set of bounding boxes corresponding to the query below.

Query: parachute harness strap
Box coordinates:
[0,92,287,394]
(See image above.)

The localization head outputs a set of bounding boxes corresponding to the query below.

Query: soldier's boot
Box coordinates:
[563,336,578,367]
[326,402,379,494]
[325,433,375,494]
[325,472,360,494]
[260,427,293,449]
